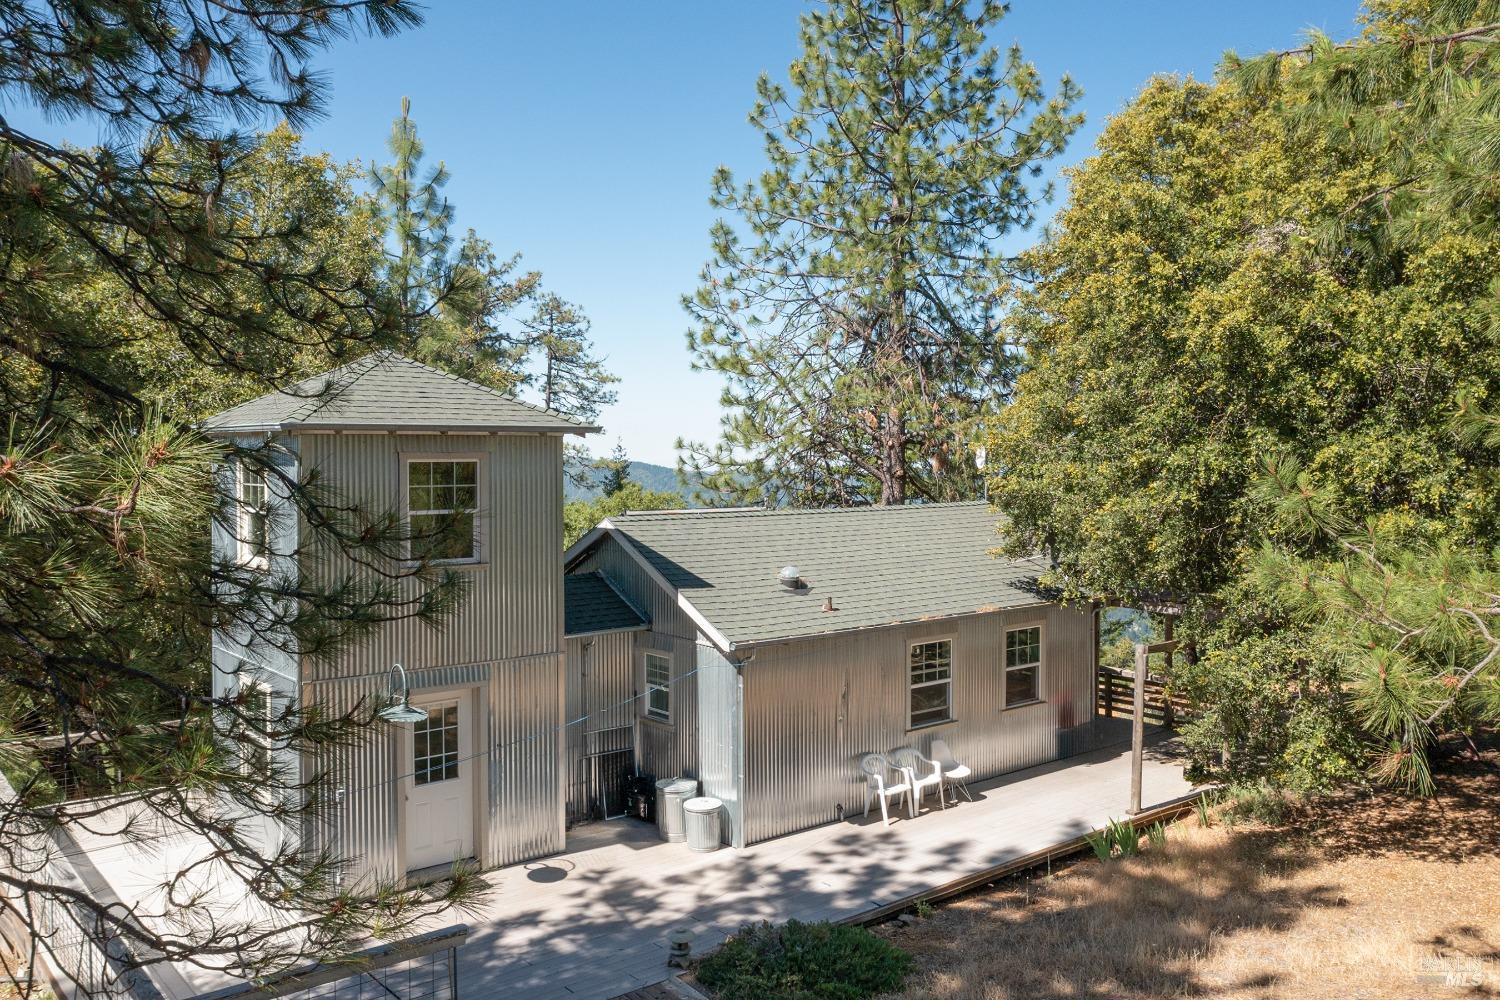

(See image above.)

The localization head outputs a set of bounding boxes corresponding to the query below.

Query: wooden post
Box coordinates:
[1162,616,1175,727]
[1129,642,1147,816]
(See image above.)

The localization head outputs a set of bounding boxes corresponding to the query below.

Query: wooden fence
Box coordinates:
[1096,666,1193,727]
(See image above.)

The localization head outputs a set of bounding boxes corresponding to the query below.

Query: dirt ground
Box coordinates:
[875,748,1500,1000]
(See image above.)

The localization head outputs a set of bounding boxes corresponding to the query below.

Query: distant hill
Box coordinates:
[564,458,701,504]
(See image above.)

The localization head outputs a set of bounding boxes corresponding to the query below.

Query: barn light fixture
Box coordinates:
[378,663,427,725]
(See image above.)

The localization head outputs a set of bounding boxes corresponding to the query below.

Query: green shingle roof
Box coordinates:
[564,572,648,637]
[593,502,1050,648]
[202,352,597,435]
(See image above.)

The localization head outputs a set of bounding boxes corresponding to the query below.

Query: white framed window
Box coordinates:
[908,637,953,729]
[1004,624,1043,706]
[406,458,480,563]
[237,461,270,570]
[240,677,276,777]
[644,652,671,722]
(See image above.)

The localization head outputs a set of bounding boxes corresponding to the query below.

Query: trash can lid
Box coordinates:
[654,776,680,790]
[683,796,722,813]
[665,778,698,795]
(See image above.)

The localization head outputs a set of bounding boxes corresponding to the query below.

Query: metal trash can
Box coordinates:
[658,778,698,843]
[683,796,723,852]
[653,777,678,839]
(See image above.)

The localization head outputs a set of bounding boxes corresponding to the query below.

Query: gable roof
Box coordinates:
[564,572,647,638]
[202,352,598,436]
[567,501,1051,650]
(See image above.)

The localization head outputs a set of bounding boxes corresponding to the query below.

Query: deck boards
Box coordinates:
[442,730,1195,1000]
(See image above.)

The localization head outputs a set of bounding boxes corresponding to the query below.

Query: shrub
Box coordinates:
[696,919,911,1000]
[1223,779,1292,825]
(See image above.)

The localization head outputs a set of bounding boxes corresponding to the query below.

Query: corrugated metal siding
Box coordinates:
[286,432,567,880]
[211,434,300,703]
[306,653,565,887]
[564,631,637,821]
[570,544,700,784]
[297,433,565,677]
[740,604,1094,844]
[695,643,743,846]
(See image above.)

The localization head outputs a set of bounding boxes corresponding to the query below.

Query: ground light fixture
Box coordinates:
[378,662,428,725]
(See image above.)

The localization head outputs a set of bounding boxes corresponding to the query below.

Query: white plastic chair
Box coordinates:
[859,753,913,826]
[930,738,973,804]
[889,746,945,813]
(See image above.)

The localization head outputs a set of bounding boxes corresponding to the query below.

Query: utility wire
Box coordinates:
[212,642,712,797]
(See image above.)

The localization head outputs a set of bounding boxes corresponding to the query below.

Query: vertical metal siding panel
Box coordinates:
[564,630,637,820]
[293,432,566,876]
[307,674,399,892]
[489,654,565,866]
[695,643,740,844]
[740,607,1096,845]
[298,433,564,677]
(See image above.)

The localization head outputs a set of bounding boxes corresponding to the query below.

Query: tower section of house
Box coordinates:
[563,503,1100,848]
[204,352,596,886]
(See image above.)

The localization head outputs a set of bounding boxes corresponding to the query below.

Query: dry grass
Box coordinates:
[875,748,1500,1000]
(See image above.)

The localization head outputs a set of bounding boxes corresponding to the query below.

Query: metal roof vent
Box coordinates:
[778,565,802,590]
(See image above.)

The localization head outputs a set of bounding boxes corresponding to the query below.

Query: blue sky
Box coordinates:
[21,2,1363,466]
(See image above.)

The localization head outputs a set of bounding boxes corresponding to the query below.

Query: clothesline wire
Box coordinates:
[212,642,710,797]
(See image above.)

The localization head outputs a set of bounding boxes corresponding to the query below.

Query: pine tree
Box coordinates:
[598,441,632,497]
[681,0,1081,507]
[0,3,483,989]
[524,293,618,421]
[370,96,456,347]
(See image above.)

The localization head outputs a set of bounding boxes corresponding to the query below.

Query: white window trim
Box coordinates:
[240,676,277,778]
[642,650,672,724]
[907,634,955,731]
[401,453,486,566]
[236,460,270,572]
[1003,621,1046,709]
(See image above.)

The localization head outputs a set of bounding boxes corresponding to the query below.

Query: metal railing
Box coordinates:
[191,926,469,1000]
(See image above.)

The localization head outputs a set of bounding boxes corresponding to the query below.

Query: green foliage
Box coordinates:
[1086,817,1146,861]
[370,96,456,338]
[563,481,683,549]
[988,13,1500,795]
[682,0,1080,507]
[0,0,505,985]
[1194,793,1216,828]
[1173,617,1363,793]
[696,920,911,1000]
[522,293,618,422]
[1222,780,1292,826]
[596,441,632,498]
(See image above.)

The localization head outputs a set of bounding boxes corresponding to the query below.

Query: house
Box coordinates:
[204,352,1102,883]
[562,503,1100,848]
[204,351,596,885]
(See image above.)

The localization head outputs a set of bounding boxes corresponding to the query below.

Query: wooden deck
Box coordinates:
[443,727,1196,1000]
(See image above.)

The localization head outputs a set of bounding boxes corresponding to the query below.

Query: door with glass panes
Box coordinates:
[404,692,475,871]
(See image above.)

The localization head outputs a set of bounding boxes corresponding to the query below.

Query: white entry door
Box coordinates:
[405,694,475,871]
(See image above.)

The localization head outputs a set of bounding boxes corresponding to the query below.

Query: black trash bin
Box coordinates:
[626,774,656,822]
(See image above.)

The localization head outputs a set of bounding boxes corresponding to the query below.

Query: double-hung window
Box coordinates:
[909,638,953,728]
[644,652,671,722]
[407,459,479,562]
[240,678,276,778]
[237,462,270,569]
[1004,625,1042,706]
